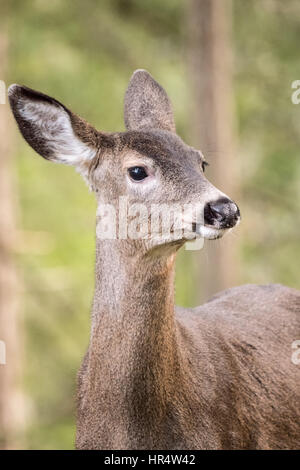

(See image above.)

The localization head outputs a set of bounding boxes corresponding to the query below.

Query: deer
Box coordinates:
[8,70,300,450]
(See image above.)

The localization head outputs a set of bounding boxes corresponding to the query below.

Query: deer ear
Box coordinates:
[8,84,103,170]
[124,70,176,133]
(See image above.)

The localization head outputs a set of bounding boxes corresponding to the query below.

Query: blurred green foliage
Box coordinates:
[2,0,300,449]
[234,0,300,286]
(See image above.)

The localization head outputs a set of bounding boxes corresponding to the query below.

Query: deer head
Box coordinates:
[8,70,240,252]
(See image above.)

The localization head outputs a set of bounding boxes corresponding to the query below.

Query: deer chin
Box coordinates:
[196,225,226,240]
[180,222,227,241]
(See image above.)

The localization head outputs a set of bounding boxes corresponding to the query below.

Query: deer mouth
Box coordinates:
[190,222,228,240]
[178,221,227,241]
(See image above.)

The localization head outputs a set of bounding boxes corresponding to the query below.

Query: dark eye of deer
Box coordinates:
[128,166,148,181]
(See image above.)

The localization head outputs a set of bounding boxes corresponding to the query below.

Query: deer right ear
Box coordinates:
[8,84,102,169]
[124,70,176,133]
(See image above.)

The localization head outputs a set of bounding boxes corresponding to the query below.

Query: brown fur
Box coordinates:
[8,71,300,450]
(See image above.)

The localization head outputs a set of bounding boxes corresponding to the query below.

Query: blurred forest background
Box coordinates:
[0,0,299,449]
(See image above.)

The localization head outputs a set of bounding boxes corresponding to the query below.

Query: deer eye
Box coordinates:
[128,166,148,181]
[202,161,209,173]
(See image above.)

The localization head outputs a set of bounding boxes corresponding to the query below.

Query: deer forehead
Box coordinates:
[118,130,202,169]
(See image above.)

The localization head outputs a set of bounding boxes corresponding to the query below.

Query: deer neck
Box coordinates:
[88,239,180,401]
[92,238,177,348]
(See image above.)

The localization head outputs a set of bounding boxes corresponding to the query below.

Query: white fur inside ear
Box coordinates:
[18,100,96,167]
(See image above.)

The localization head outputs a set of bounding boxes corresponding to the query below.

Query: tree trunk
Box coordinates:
[186,0,240,301]
[0,32,24,449]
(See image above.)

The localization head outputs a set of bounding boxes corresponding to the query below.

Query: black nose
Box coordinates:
[204,197,240,228]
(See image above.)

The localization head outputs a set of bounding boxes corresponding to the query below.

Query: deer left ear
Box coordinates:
[124,70,176,133]
[8,84,103,170]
